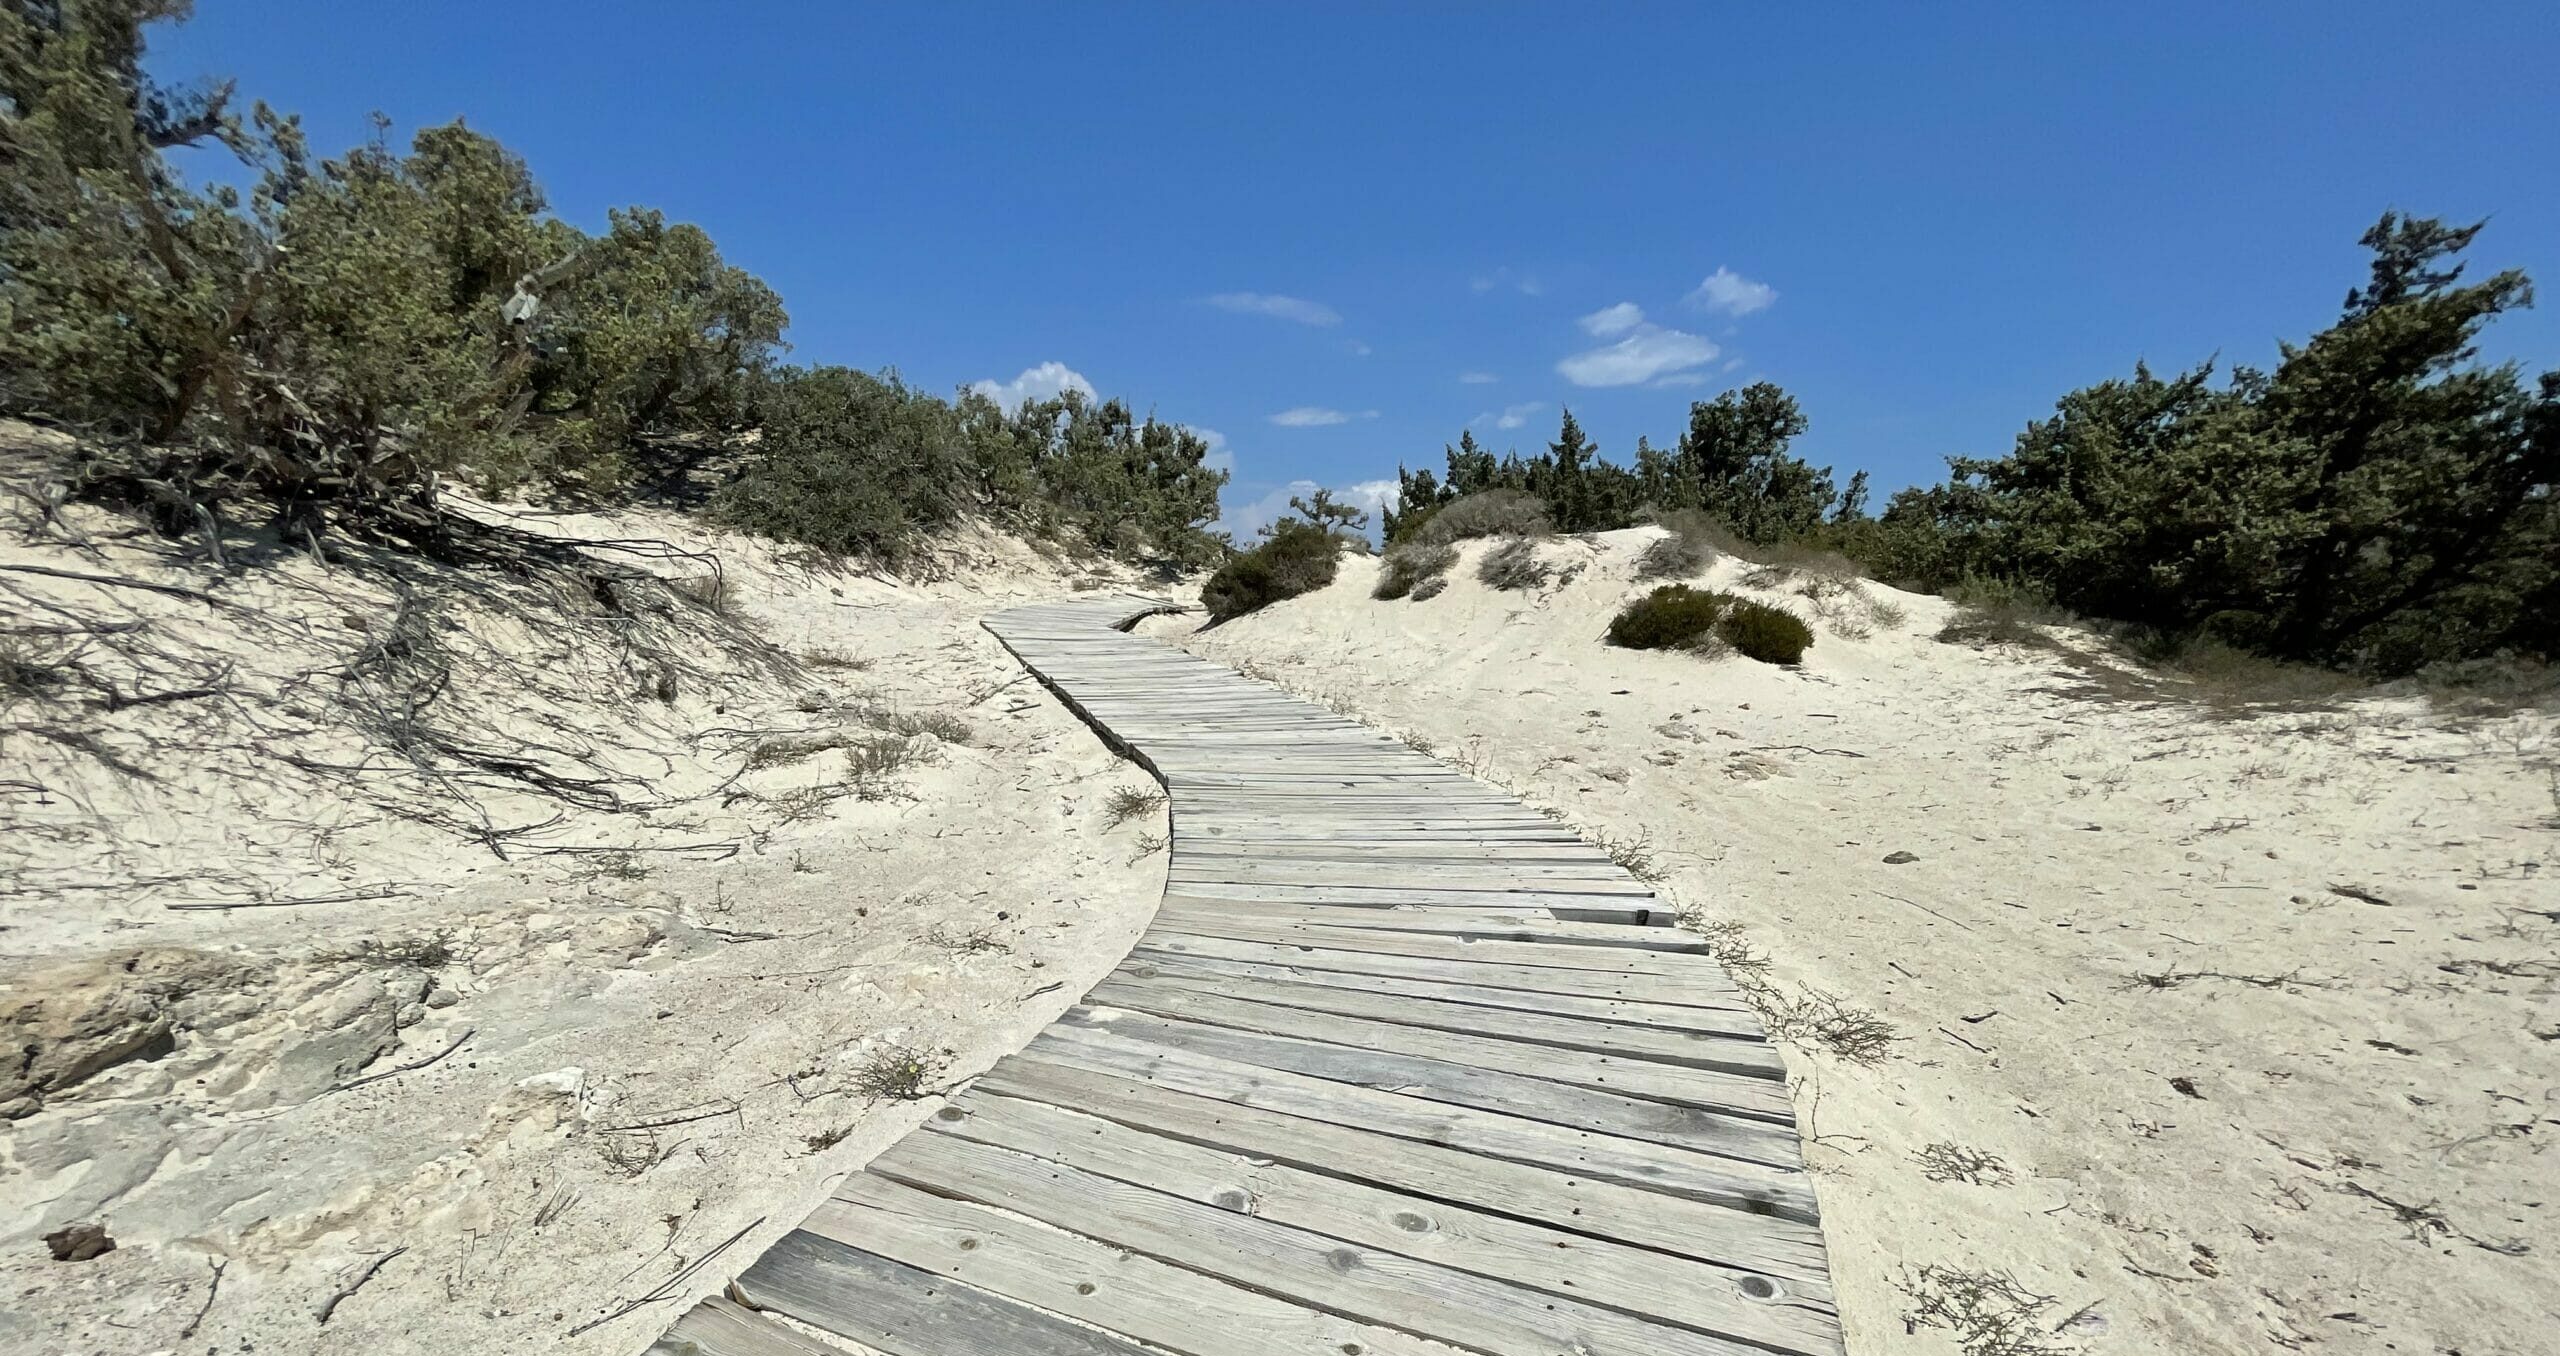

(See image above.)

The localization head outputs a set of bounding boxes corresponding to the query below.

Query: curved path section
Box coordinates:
[653,595,1845,1356]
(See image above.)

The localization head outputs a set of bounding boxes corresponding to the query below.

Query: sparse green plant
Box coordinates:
[1477,538,1549,591]
[1104,784,1168,828]
[860,706,973,745]
[1130,830,1169,861]
[801,649,872,671]
[1411,576,1448,601]
[851,1044,937,1100]
[1595,832,1666,883]
[1374,542,1458,599]
[745,731,849,770]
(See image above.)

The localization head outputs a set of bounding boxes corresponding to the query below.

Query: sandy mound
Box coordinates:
[1,420,1173,1353]
[1159,528,2556,1356]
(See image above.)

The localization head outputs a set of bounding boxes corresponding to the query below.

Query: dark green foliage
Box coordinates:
[1284,486,1370,541]
[1374,542,1456,599]
[1201,520,1339,622]
[0,5,1220,567]
[1607,585,1732,650]
[1878,214,2557,675]
[1386,393,1844,548]
[1607,585,1813,665]
[710,367,968,559]
[1719,599,1816,664]
[1657,384,1841,542]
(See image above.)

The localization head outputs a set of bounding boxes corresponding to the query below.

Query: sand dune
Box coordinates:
[1161,528,2556,1356]
[2,427,1169,1354]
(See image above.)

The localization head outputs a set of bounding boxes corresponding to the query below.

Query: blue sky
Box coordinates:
[153,3,2559,536]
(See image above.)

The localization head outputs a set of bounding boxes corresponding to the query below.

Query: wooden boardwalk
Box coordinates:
[651,595,1844,1356]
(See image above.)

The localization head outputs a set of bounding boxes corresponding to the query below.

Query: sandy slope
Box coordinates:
[1,429,1172,1354]
[1162,529,2557,1356]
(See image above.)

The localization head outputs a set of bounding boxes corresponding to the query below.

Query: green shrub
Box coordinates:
[1201,520,1340,621]
[1477,538,1549,591]
[1720,600,1815,664]
[1374,542,1457,600]
[1607,585,1733,650]
[1607,586,1813,664]
[1407,490,1552,547]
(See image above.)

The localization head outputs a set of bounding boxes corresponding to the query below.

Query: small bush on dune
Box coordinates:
[1477,538,1549,591]
[1608,585,1733,650]
[1374,542,1458,600]
[1936,577,2077,650]
[1411,576,1449,601]
[1405,490,1552,548]
[1720,600,1816,664]
[1201,520,1341,622]
[1608,585,1815,665]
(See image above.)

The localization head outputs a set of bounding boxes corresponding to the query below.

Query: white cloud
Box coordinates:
[1469,266,1544,297]
[1579,302,1645,337]
[1205,292,1341,326]
[1340,479,1400,517]
[1344,339,1373,357]
[1556,325,1720,388]
[1722,356,1745,372]
[1268,406,1378,428]
[1457,371,1499,385]
[1688,266,1777,317]
[968,361,1095,409]
[1471,401,1546,431]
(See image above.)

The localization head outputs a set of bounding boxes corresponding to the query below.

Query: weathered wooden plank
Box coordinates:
[733,1230,1154,1356]
[932,1091,1844,1354]
[651,1297,861,1356]
[1017,1022,1821,1221]
[808,1179,1456,1356]
[969,1056,1837,1285]
[865,1128,1786,1356]
[1086,969,1793,1109]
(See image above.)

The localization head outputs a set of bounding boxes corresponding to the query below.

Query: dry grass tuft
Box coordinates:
[1915,1141,2016,1186]
[1477,538,1550,592]
[851,1044,938,1100]
[1897,1264,2080,1356]
[1104,783,1168,828]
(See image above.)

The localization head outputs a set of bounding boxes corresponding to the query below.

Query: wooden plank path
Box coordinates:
[650,595,1844,1356]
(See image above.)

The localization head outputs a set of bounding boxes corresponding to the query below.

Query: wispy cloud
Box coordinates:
[1471,401,1547,432]
[1688,266,1777,317]
[968,361,1095,408]
[1457,371,1499,385]
[1205,292,1341,326]
[1269,406,1378,428]
[1557,325,1719,388]
[1469,266,1544,297]
[1344,339,1373,357]
[1579,302,1645,337]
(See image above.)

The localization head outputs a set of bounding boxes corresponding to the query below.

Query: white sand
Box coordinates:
[1161,530,2557,1356]
[2,423,1171,1353]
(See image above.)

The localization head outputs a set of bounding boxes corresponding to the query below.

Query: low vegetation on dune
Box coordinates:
[1607,584,1814,665]
[1377,216,2554,684]
[1372,541,1457,599]
[1202,518,1344,621]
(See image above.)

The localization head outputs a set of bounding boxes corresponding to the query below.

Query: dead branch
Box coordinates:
[332,1028,474,1093]
[313,1246,406,1325]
